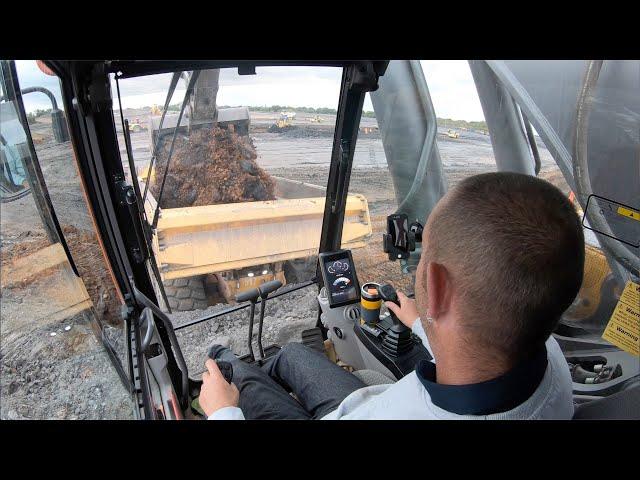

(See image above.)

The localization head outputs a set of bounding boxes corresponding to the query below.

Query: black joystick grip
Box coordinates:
[206,347,234,384]
[378,283,399,306]
[378,283,413,357]
[236,287,260,303]
[214,360,233,384]
[258,280,282,298]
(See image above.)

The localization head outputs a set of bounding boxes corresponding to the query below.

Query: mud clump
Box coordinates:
[151,126,276,208]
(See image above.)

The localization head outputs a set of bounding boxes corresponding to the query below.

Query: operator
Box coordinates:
[199,172,584,420]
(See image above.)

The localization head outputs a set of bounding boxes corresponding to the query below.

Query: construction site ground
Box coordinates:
[1,107,566,419]
[1,116,132,419]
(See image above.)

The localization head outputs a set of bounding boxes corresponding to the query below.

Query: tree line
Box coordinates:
[148,104,489,131]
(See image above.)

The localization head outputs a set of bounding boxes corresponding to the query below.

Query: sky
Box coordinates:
[13,60,486,121]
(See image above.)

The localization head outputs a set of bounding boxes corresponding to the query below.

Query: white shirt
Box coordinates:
[209,321,574,420]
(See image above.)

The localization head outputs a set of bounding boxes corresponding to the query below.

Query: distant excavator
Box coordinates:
[272,111,295,129]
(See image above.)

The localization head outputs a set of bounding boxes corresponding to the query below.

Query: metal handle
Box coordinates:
[132,285,190,409]
[140,308,155,353]
[258,280,282,298]
[256,280,283,359]
[236,287,260,303]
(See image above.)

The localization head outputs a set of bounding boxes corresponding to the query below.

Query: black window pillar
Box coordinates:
[319,62,383,253]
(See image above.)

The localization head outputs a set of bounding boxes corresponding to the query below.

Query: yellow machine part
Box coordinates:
[137,164,155,185]
[210,269,288,303]
[568,244,612,319]
[148,194,372,281]
[276,118,292,128]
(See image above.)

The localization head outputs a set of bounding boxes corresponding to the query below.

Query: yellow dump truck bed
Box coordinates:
[141,178,372,281]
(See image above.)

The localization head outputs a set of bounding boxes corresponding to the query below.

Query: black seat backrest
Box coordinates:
[573,385,640,420]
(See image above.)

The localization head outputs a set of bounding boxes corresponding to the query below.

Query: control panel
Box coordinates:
[318,249,431,380]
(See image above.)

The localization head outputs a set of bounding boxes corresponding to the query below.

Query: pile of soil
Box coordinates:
[151,126,276,209]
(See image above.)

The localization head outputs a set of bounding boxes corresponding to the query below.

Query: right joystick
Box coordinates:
[378,283,413,357]
[378,283,399,308]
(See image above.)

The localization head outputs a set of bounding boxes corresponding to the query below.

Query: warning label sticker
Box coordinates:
[602,281,640,356]
[617,206,640,222]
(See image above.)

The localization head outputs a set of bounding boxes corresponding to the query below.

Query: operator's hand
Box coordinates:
[384,291,419,329]
[199,359,239,417]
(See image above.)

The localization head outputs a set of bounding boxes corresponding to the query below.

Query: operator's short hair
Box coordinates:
[424,172,584,361]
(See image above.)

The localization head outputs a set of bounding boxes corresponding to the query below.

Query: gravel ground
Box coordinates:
[172,284,320,376]
[0,310,132,420]
[1,117,133,420]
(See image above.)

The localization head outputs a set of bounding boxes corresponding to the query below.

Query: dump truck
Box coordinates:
[136,71,372,310]
[139,170,372,310]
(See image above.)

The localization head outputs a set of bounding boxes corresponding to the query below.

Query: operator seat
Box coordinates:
[572,384,640,420]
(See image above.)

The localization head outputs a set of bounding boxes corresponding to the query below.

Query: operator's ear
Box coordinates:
[425,261,452,319]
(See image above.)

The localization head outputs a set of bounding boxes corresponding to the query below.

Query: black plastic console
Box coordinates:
[354,314,432,380]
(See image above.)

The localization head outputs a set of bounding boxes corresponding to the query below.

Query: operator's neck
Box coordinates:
[432,340,512,385]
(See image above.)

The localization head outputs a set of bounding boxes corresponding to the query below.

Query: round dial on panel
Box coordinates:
[332,277,351,289]
[332,261,349,274]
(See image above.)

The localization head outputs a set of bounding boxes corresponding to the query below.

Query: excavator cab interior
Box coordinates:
[4,60,638,420]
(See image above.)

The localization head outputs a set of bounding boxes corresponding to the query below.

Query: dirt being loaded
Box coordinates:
[152,126,276,208]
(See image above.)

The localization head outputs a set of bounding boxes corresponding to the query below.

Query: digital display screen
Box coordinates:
[323,257,358,304]
[320,250,360,307]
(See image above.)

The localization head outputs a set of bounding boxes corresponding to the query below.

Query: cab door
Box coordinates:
[1,59,133,419]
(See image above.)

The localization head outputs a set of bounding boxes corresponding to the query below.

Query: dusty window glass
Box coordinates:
[345,61,510,295]
[343,96,412,292]
[345,60,588,311]
[111,66,344,371]
[375,60,636,389]
[1,60,132,419]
